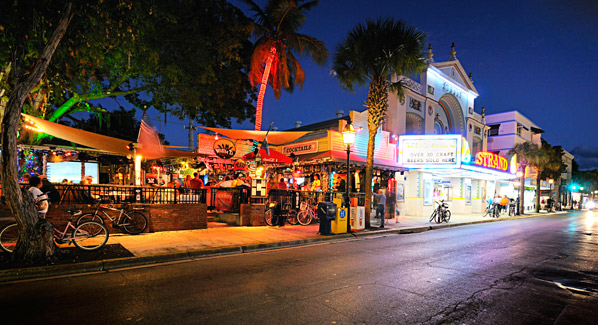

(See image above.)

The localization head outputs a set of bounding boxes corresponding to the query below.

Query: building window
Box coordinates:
[488,124,500,136]
[428,85,434,95]
[517,124,523,136]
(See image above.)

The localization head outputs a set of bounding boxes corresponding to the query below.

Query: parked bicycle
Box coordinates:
[430,200,451,223]
[264,200,298,226]
[508,201,517,216]
[296,199,320,226]
[0,209,109,253]
[76,198,147,235]
[483,202,501,218]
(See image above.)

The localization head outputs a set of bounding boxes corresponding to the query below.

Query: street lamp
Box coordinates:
[516,170,524,215]
[342,119,356,234]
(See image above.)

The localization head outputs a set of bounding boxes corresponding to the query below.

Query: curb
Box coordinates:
[0,210,569,283]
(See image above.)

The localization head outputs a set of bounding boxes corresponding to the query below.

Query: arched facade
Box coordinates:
[406,112,424,135]
[437,93,465,135]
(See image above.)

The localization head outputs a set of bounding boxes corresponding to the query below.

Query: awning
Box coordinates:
[243,148,292,164]
[200,127,310,145]
[296,150,404,170]
[22,114,197,159]
[410,164,517,181]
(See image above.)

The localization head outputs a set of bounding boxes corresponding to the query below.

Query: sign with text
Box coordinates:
[474,151,509,172]
[213,139,236,159]
[281,141,318,155]
[398,135,461,168]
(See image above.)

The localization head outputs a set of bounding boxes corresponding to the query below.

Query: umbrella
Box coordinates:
[243,148,292,164]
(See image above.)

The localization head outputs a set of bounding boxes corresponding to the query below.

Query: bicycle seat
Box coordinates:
[67,209,82,216]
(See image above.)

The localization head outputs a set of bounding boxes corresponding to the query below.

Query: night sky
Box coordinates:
[127,0,597,169]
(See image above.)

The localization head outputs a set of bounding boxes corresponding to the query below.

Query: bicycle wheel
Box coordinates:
[76,213,105,235]
[0,223,18,253]
[72,221,109,251]
[296,210,312,225]
[121,211,147,234]
[286,209,298,225]
[264,209,275,226]
[443,210,451,223]
[429,210,437,223]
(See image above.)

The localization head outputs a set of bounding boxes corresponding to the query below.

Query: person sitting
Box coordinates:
[40,175,60,204]
[310,175,321,192]
[278,176,287,190]
[336,176,346,192]
[189,172,204,189]
[28,176,49,217]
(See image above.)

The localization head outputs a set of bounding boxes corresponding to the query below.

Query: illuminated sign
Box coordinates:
[398,135,463,168]
[281,141,318,155]
[510,154,518,174]
[474,151,508,171]
[213,139,236,159]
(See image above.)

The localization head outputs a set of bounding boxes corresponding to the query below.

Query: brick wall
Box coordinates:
[0,202,207,233]
[250,204,266,226]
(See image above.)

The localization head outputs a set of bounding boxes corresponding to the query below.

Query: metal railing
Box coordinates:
[50,184,208,205]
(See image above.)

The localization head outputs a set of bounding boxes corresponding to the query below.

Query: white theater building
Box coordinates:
[385,44,517,217]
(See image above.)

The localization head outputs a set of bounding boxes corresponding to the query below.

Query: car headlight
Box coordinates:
[586,201,596,209]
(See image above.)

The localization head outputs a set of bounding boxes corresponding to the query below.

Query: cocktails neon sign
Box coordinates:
[474,151,508,171]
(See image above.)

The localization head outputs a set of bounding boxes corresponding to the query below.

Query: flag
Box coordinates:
[137,119,165,158]
[261,135,270,155]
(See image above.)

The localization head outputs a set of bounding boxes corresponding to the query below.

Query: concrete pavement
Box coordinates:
[0,210,570,282]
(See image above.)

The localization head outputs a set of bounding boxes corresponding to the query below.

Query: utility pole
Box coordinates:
[184,118,199,152]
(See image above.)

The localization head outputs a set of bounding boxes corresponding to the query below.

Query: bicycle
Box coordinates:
[0,209,109,253]
[483,203,501,218]
[508,202,517,216]
[76,198,147,235]
[264,200,298,226]
[429,200,451,223]
[296,199,320,226]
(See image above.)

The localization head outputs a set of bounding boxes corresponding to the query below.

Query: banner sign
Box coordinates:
[213,139,236,159]
[281,141,318,155]
[398,135,461,168]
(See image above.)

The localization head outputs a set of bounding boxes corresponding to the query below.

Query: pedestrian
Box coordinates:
[372,189,386,228]
[278,176,287,190]
[500,195,509,213]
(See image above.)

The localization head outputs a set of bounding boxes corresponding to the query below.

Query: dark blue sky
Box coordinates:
[134,0,597,169]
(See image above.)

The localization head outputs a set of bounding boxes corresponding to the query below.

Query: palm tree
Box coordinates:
[509,142,544,214]
[332,18,426,227]
[242,0,328,131]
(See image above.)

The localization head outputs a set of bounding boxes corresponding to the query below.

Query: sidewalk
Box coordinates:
[0,210,568,282]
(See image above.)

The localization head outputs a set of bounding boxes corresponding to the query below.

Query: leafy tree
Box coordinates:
[539,140,567,207]
[332,18,426,227]
[241,0,328,130]
[509,141,549,213]
[1,0,76,264]
[1,0,256,146]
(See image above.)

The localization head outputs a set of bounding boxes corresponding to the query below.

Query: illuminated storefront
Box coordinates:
[398,135,517,216]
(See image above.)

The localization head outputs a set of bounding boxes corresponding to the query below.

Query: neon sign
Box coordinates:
[474,151,508,171]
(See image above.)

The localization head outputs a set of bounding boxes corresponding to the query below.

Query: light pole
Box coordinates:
[516,170,524,215]
[342,119,356,234]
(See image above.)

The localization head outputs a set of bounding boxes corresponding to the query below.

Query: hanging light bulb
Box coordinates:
[214,133,219,140]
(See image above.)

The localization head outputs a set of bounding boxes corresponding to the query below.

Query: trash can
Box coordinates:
[318,202,337,235]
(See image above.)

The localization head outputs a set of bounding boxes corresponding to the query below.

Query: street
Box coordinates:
[1,211,597,324]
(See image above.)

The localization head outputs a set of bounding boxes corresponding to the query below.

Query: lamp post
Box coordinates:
[342,119,356,234]
[516,170,524,215]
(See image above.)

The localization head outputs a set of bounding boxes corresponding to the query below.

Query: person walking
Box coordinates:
[500,195,509,213]
[372,189,386,228]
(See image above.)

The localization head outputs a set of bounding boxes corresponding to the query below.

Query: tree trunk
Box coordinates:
[363,76,389,228]
[0,2,74,264]
[254,47,276,131]
[364,130,376,228]
[0,63,11,135]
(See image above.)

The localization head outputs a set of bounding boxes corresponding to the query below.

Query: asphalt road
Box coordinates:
[1,211,597,324]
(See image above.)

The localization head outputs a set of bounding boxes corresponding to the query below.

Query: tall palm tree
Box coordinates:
[242,0,328,131]
[509,142,544,214]
[332,18,426,227]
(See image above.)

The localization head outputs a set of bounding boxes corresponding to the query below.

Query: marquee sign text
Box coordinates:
[474,151,508,171]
